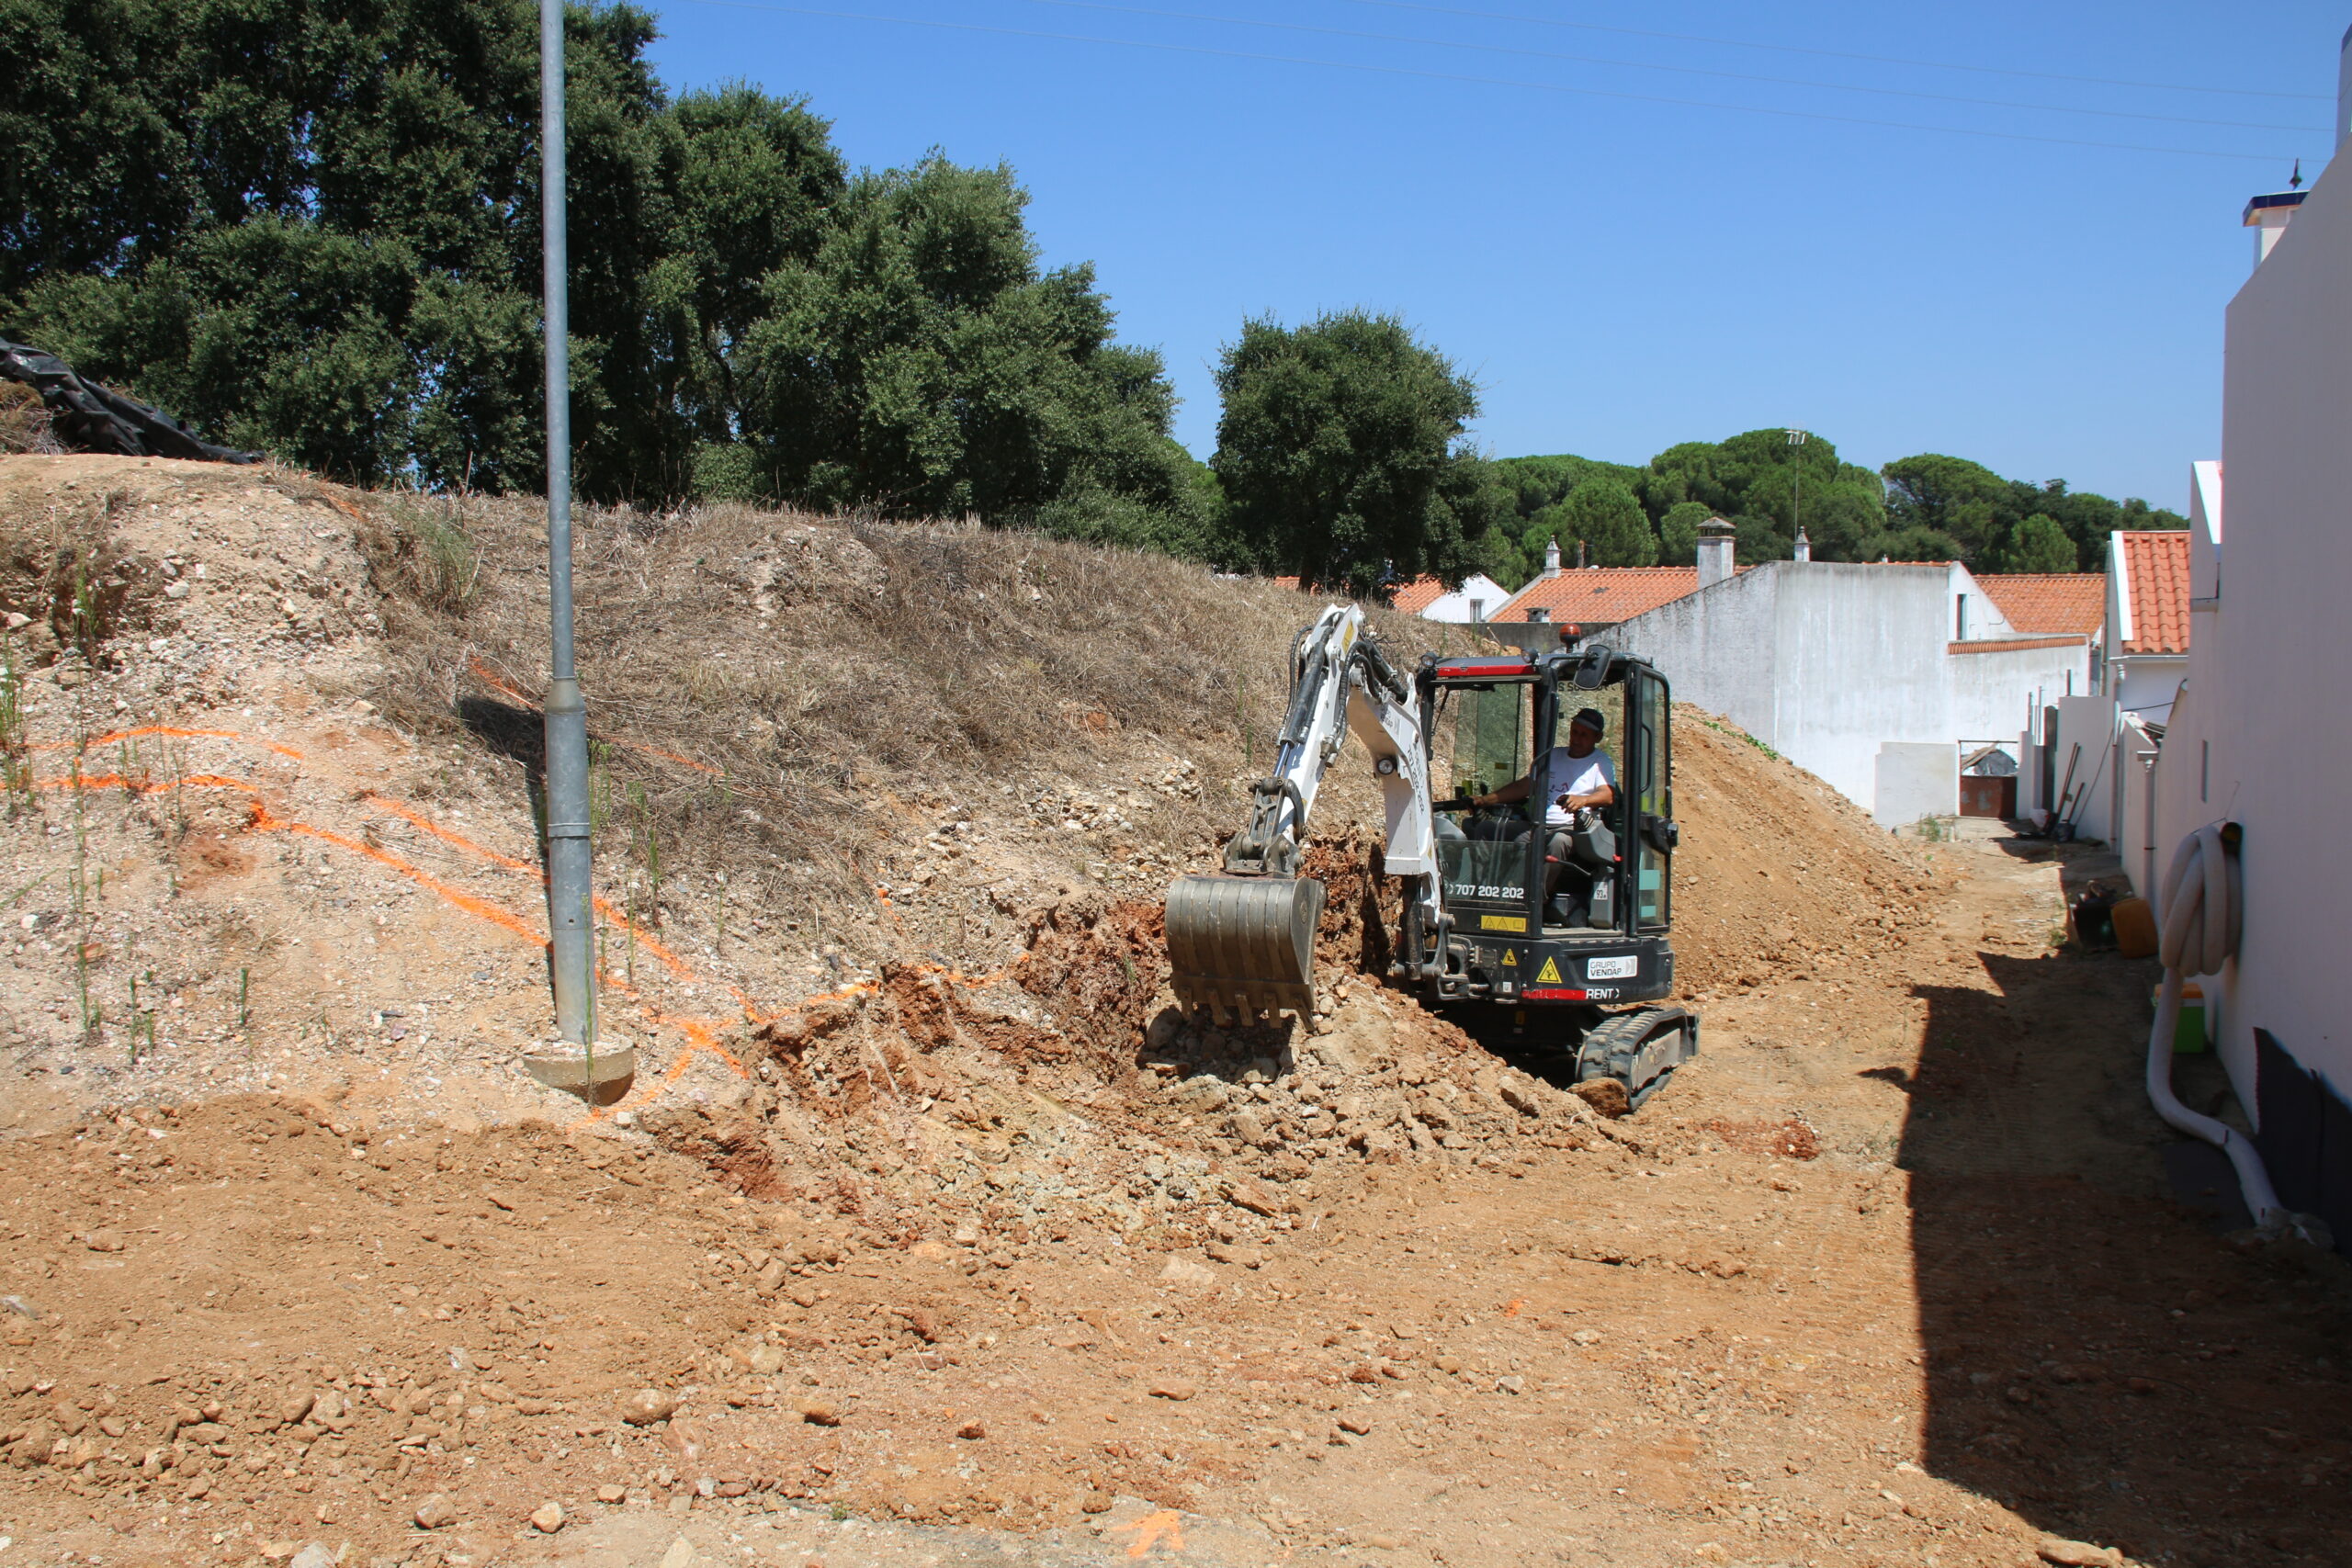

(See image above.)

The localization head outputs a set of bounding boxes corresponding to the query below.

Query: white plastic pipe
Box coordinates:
[2146,823,2287,1228]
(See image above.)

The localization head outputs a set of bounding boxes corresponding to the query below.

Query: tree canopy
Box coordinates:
[0,0,1206,548]
[1209,310,1499,599]
[1881,453,2180,571]
[1484,433,2181,581]
[1544,477,1656,568]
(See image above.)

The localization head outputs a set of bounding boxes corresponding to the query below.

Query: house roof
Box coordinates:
[1386,576,1450,615]
[1976,573,2106,639]
[2116,532,2191,655]
[1499,566,1745,625]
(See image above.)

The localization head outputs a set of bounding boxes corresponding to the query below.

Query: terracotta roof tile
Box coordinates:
[1499,567,1743,626]
[2118,532,2191,654]
[1386,576,1449,615]
[1975,573,2107,639]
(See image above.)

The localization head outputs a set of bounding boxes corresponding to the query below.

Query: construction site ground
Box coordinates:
[3,456,2346,1568]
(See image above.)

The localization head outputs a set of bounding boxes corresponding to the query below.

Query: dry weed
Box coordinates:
[0,383,61,455]
[361,494,1440,942]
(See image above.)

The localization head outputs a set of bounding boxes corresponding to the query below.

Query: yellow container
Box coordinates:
[2111,897,2159,958]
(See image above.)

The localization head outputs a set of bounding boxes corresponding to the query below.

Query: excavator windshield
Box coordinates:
[1430,671,1627,932]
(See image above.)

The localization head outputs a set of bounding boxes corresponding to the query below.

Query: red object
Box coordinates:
[1522,987,1589,1000]
[1433,660,1533,678]
[1960,775,2018,818]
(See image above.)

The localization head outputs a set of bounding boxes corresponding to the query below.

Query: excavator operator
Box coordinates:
[1469,706,1618,912]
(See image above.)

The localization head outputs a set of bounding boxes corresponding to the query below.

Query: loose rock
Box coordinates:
[530,1502,566,1533]
[413,1495,458,1530]
[621,1389,680,1425]
[1159,1257,1216,1287]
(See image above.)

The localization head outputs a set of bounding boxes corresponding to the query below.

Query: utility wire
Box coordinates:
[1340,0,2335,103]
[666,0,2300,164]
[1016,0,2330,132]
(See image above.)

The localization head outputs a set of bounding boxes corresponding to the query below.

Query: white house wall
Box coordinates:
[1764,565,1960,807]
[1609,561,2086,815]
[1948,643,2092,765]
[1419,573,1510,623]
[2114,656,2187,726]
[2154,151,2352,1127]
[1604,564,1784,758]
[2054,694,2121,844]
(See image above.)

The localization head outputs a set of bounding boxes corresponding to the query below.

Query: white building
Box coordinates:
[1601,547,2089,825]
[2151,49,2352,1246]
[1388,572,1514,624]
[2103,530,2191,725]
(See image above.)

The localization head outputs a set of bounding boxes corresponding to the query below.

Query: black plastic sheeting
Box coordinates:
[0,340,260,465]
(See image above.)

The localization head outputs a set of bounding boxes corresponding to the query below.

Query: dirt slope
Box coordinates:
[33,455,2338,1568]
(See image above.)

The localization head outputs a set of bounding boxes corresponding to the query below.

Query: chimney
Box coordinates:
[1695,517,1736,589]
[1541,536,1562,580]
[1576,539,1588,570]
[2245,184,2308,267]
[1792,526,1811,563]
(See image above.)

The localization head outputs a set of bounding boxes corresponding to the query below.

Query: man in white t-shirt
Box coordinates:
[1471,706,1618,908]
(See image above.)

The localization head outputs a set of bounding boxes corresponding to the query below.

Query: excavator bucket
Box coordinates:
[1164,873,1326,1023]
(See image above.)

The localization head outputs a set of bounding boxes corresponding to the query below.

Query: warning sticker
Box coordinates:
[1534,956,1562,984]
[1501,948,1518,965]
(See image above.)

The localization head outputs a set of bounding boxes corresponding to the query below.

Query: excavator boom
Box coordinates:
[1163,605,1437,1024]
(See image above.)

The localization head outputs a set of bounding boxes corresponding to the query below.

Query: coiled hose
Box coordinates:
[2146,822,2297,1231]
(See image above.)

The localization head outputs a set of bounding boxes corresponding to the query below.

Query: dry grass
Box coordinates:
[362,494,1451,942]
[354,491,485,615]
[0,384,61,457]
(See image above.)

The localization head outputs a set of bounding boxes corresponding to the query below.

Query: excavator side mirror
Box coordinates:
[1572,643,1615,690]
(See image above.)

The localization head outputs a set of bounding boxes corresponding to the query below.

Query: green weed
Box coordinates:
[0,637,30,814]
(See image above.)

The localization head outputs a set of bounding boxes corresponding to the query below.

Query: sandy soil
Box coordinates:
[4,457,2346,1568]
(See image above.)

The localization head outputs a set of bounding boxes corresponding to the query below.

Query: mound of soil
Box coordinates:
[25,457,2318,1568]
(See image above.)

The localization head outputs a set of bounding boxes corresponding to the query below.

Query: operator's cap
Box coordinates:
[1570,706,1606,735]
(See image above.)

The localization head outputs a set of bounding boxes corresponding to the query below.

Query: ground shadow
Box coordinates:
[456,694,556,994]
[458,694,547,784]
[1903,943,2352,1566]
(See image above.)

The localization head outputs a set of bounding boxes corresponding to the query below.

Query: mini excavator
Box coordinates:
[1164,605,1698,1110]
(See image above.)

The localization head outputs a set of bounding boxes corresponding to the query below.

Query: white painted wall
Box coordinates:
[1604,560,1784,761]
[1874,742,1957,829]
[2189,459,2222,604]
[2053,694,2120,843]
[2154,147,2352,1120]
[1761,565,1958,806]
[2114,655,2187,726]
[1418,573,1512,624]
[1610,560,2087,814]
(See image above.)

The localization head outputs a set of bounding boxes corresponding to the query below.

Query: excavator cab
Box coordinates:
[1414,642,1696,1105]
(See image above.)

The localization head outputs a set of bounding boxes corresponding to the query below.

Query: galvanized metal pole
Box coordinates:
[540,0,594,1046]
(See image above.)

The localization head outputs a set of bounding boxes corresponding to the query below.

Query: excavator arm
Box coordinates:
[1165,605,1442,1022]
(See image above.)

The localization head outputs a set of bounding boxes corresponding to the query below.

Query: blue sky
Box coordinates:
[642,0,2343,508]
